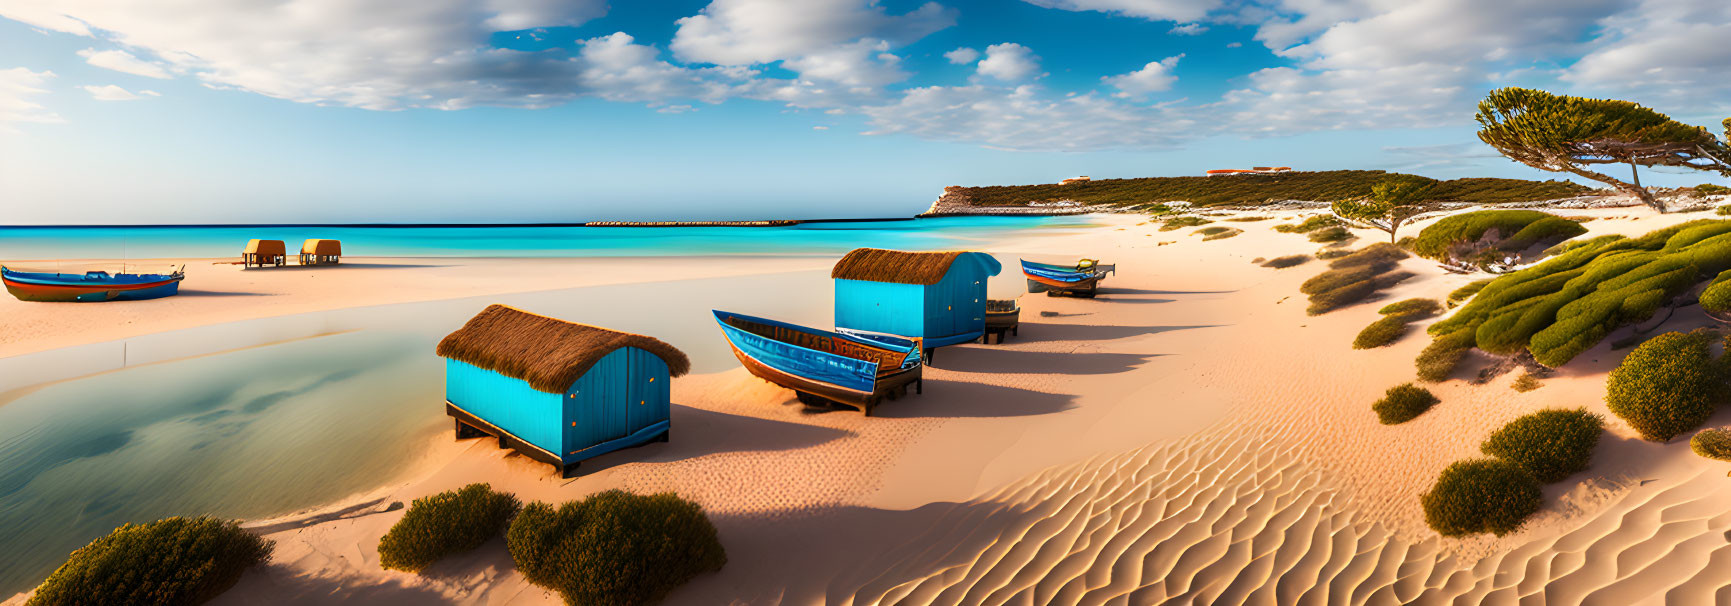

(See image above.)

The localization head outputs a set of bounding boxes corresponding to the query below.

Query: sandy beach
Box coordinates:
[12,208,1731,604]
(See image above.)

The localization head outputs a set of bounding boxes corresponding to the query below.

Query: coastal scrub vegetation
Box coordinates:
[1448,279,1494,307]
[1354,299,1442,349]
[950,170,1590,208]
[1690,428,1731,461]
[1511,372,1543,392]
[1315,248,1352,260]
[1196,226,1242,240]
[1300,243,1414,315]
[1701,184,1731,197]
[1480,408,1604,483]
[1307,226,1352,243]
[1605,330,1728,442]
[1331,175,1437,243]
[1372,383,1439,425]
[1275,215,1341,234]
[1409,210,1587,270]
[27,516,273,606]
[1419,220,1731,377]
[508,490,725,606]
[378,483,521,574]
[1422,459,1543,537]
[1159,216,1212,231]
[1699,269,1731,317]
[1475,88,1731,212]
[1260,254,1309,269]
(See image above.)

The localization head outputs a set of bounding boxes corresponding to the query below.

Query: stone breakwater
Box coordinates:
[921,186,1097,217]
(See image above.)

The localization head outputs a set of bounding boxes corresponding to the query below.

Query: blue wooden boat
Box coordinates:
[713,310,922,415]
[1022,259,1110,297]
[2,265,184,302]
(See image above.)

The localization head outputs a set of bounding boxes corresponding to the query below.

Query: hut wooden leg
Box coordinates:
[560,461,579,479]
[916,379,923,394]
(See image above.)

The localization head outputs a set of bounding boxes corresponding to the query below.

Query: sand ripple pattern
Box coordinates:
[833,432,1731,605]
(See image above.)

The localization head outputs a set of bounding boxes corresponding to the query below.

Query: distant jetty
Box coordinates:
[582,220,799,227]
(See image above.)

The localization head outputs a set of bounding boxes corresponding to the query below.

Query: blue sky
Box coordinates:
[1,0,1728,224]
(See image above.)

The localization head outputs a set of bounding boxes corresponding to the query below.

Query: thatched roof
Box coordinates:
[244,239,285,255]
[831,248,1000,285]
[301,239,341,255]
[436,304,690,393]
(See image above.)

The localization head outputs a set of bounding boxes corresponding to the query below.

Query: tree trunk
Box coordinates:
[1563,163,1665,212]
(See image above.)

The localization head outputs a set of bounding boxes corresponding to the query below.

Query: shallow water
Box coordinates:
[0,216,1096,260]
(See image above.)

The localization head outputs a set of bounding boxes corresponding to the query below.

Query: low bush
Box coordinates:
[1410,210,1586,268]
[1690,428,1731,461]
[1196,226,1243,240]
[1511,372,1542,392]
[1308,226,1352,243]
[1160,216,1212,231]
[1315,248,1352,260]
[1448,279,1494,307]
[1719,206,1731,216]
[1260,254,1310,269]
[1226,215,1272,222]
[1480,408,1604,483]
[379,483,521,573]
[1699,183,1731,197]
[1700,269,1731,314]
[1354,315,1410,349]
[1605,330,1728,442]
[508,490,726,606]
[1421,459,1543,537]
[1416,326,1476,382]
[1276,215,1342,233]
[1379,298,1442,317]
[27,516,273,606]
[1302,244,1415,315]
[1372,383,1439,424]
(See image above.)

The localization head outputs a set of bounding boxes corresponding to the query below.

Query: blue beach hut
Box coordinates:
[436,304,690,477]
[831,248,1003,358]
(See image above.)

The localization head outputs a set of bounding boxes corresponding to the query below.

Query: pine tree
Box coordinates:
[1332,175,1435,243]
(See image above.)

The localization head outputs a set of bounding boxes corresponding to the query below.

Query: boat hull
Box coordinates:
[2,274,183,302]
[1022,260,1105,296]
[714,310,922,414]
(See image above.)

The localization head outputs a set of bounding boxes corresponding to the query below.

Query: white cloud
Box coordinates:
[1560,0,1731,112]
[670,0,955,66]
[944,47,979,64]
[1168,23,1207,35]
[0,0,614,110]
[1226,41,1242,48]
[861,84,1190,150]
[80,84,143,100]
[76,48,170,79]
[1022,0,1219,23]
[0,67,62,129]
[976,43,1041,82]
[1102,54,1181,97]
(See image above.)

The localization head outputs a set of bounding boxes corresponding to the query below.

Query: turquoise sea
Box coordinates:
[0,216,1099,260]
[0,215,1098,595]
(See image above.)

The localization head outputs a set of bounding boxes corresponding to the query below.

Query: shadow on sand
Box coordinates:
[553,405,854,476]
[934,347,1162,376]
[1014,322,1224,343]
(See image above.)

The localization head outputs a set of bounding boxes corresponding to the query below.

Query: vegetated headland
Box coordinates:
[924,169,1602,216]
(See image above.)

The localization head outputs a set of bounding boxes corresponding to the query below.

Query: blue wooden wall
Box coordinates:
[563,347,670,462]
[834,279,926,338]
[834,253,998,347]
[445,358,564,457]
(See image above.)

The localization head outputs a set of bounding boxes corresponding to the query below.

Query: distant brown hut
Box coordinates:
[242,239,286,268]
[436,304,689,477]
[299,239,342,265]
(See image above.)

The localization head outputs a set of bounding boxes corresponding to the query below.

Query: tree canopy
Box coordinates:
[1475,88,1731,211]
[1332,175,1437,242]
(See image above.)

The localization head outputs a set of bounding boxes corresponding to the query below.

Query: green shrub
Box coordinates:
[1315,248,1352,260]
[1260,254,1310,269]
[1699,183,1731,197]
[1448,279,1494,307]
[950,171,1589,208]
[1160,216,1211,231]
[1690,428,1731,461]
[1196,226,1242,240]
[1276,215,1342,233]
[1226,215,1272,222]
[1718,206,1731,216]
[1308,226,1352,243]
[1300,244,1415,315]
[1479,408,1604,483]
[508,490,726,606]
[1605,330,1728,442]
[1354,315,1410,349]
[27,517,273,606]
[1411,210,1586,264]
[378,483,521,573]
[1379,298,1442,317]
[1416,326,1476,382]
[1421,459,1543,537]
[1372,383,1439,424]
[1511,372,1542,392]
[1701,269,1731,314]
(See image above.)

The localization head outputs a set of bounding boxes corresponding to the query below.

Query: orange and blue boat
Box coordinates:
[2,265,185,302]
[1022,259,1113,297]
[713,310,922,415]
